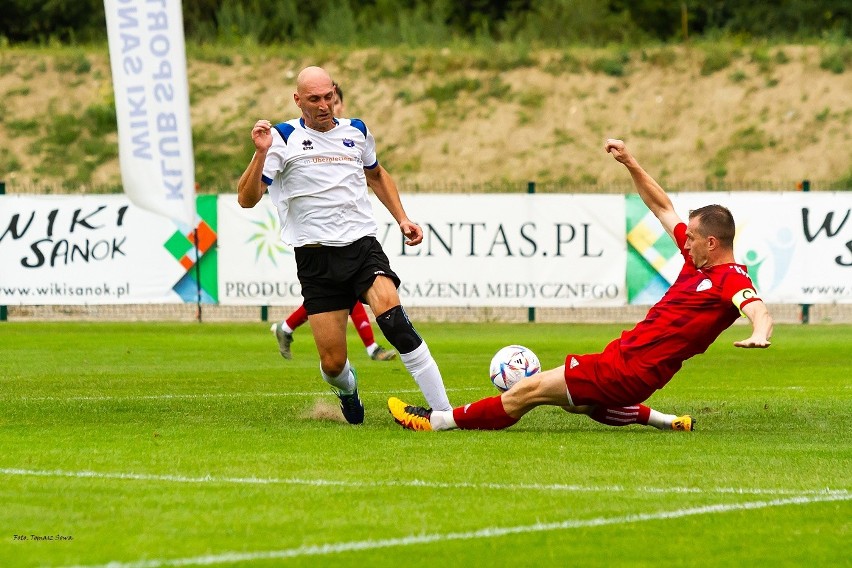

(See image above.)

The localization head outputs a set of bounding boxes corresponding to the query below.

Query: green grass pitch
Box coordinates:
[0,321,849,567]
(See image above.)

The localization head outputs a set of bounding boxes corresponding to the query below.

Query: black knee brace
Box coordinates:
[376,305,423,354]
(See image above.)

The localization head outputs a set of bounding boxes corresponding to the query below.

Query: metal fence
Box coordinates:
[4,303,852,324]
[3,179,850,196]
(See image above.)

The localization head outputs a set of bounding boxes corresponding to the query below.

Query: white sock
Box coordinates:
[366,343,379,356]
[282,322,295,334]
[320,360,356,394]
[429,410,457,431]
[399,342,451,411]
[647,409,677,430]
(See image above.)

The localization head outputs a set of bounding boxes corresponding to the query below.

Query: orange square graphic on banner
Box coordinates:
[187,221,216,253]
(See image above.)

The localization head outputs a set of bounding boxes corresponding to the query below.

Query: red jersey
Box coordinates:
[602,223,760,390]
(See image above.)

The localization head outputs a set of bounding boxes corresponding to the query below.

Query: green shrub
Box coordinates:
[553,128,577,146]
[378,55,416,79]
[48,113,84,147]
[731,125,776,152]
[516,88,547,109]
[0,57,16,75]
[84,103,117,136]
[394,89,415,104]
[707,147,731,179]
[589,52,630,77]
[819,44,851,74]
[423,77,481,104]
[5,118,39,137]
[471,43,535,71]
[314,2,357,45]
[824,166,852,190]
[729,69,748,83]
[54,51,90,74]
[80,136,117,161]
[700,46,733,75]
[5,86,30,97]
[641,47,677,67]
[0,147,21,173]
[543,52,582,75]
[750,46,773,73]
[482,76,511,100]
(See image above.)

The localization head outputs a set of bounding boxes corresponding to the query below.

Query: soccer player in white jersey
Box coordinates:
[270,83,397,363]
[238,66,451,424]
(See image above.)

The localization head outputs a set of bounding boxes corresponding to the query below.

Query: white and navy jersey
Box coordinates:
[261,117,379,247]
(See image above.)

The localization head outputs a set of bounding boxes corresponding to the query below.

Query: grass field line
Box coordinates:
[2,387,484,403]
[2,467,847,497]
[7,386,850,403]
[65,493,852,568]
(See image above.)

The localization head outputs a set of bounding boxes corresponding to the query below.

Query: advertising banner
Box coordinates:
[217,194,302,306]
[217,194,627,308]
[4,192,846,308]
[626,192,852,304]
[0,195,217,305]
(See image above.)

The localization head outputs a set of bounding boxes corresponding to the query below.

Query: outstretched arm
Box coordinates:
[365,165,422,246]
[605,139,682,239]
[237,119,273,208]
[735,300,773,348]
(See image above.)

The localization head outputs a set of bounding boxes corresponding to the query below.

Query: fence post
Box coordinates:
[799,179,811,324]
[193,227,203,323]
[527,181,536,323]
[0,181,6,322]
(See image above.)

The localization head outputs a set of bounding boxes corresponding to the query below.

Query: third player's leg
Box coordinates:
[349,301,376,347]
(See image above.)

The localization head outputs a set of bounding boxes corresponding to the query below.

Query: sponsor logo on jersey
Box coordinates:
[374,270,386,276]
[301,139,313,150]
[342,138,355,147]
[570,356,579,369]
[696,278,712,292]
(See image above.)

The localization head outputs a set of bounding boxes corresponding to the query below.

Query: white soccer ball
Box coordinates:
[489,345,541,392]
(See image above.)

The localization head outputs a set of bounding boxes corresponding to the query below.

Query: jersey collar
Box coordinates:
[299,117,339,132]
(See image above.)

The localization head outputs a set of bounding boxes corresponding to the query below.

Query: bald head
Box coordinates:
[296,66,333,96]
[294,66,337,132]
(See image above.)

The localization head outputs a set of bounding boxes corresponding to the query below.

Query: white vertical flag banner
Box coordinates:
[104,0,195,225]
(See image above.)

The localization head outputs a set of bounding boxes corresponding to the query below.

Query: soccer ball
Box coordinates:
[489,345,541,392]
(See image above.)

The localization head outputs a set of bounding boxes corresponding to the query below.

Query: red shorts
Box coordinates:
[563,353,658,407]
